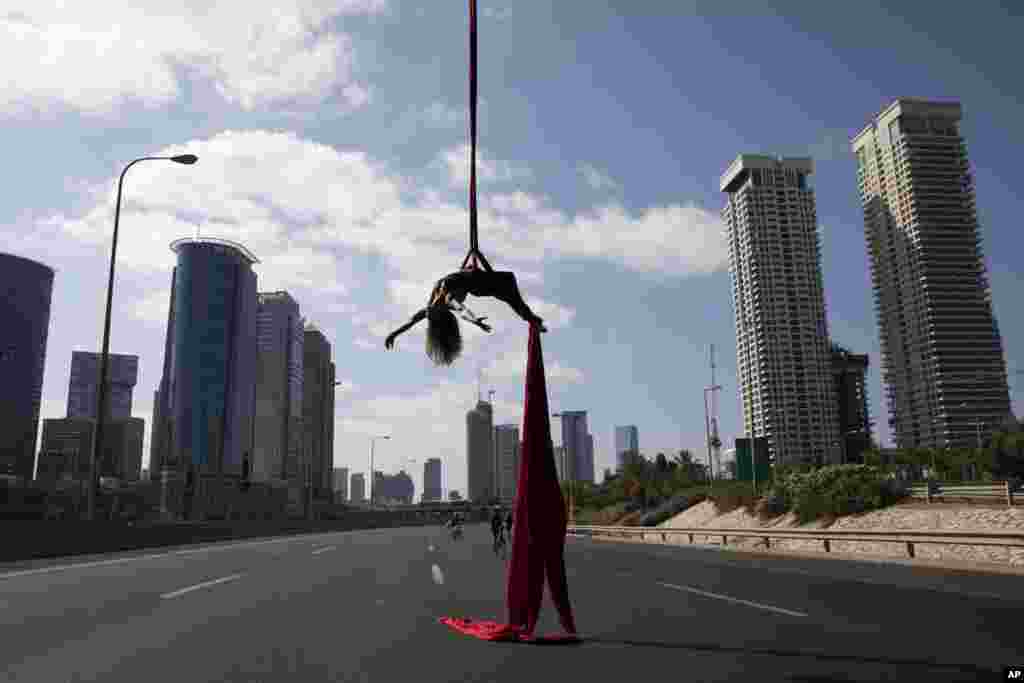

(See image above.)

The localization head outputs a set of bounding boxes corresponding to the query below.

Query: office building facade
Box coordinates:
[557,411,592,483]
[851,99,1011,449]
[466,399,494,502]
[423,457,442,502]
[254,291,304,486]
[350,472,366,503]
[333,467,349,503]
[0,253,55,481]
[614,425,639,471]
[303,325,335,500]
[153,238,260,481]
[832,347,872,463]
[67,352,139,420]
[721,155,840,465]
[494,424,519,504]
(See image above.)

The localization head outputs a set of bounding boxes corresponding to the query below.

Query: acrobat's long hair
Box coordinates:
[425,306,462,366]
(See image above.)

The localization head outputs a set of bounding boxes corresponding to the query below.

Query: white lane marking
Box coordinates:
[0,532,352,581]
[432,564,445,585]
[160,573,244,600]
[312,546,335,555]
[428,545,436,552]
[657,582,808,618]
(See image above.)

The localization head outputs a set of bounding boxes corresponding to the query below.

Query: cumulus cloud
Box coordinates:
[32,129,724,349]
[440,144,533,187]
[578,163,621,191]
[0,1,385,116]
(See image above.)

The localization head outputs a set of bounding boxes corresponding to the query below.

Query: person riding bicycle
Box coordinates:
[504,509,513,541]
[490,508,505,554]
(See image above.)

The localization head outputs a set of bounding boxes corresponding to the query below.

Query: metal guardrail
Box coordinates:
[567,524,1024,559]
[908,481,1018,506]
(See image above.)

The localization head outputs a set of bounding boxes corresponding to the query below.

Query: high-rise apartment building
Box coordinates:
[614,425,639,471]
[303,324,335,501]
[67,352,139,420]
[466,399,494,502]
[832,346,872,463]
[494,424,519,504]
[851,99,1011,449]
[721,155,839,465]
[350,472,366,503]
[423,457,442,502]
[254,291,304,491]
[557,411,593,483]
[0,253,54,482]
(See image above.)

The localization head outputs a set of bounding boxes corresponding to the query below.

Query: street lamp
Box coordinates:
[369,435,390,506]
[86,153,198,521]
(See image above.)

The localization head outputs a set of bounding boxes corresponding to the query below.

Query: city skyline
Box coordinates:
[8,5,1023,499]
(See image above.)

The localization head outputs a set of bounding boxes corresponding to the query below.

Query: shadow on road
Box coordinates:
[580,637,994,677]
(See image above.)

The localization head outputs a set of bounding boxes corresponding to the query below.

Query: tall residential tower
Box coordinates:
[721,155,839,465]
[851,99,1011,449]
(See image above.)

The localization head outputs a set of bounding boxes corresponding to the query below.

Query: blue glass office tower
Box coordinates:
[0,253,55,481]
[155,238,259,475]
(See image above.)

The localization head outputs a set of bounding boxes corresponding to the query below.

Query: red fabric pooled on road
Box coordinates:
[440,322,579,644]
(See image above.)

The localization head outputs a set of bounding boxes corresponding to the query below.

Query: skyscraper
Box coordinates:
[152,238,259,493]
[466,398,494,502]
[851,99,1011,449]
[614,425,639,471]
[721,155,839,465]
[557,411,591,483]
[254,291,304,492]
[494,424,519,504]
[303,324,335,501]
[0,253,54,482]
[333,466,349,503]
[351,472,365,503]
[423,457,442,502]
[67,352,139,420]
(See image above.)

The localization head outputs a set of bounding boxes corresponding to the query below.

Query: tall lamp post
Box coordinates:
[368,435,390,506]
[86,154,197,521]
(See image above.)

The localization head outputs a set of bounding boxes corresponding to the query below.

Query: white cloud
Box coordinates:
[0,2,386,116]
[485,348,585,385]
[33,129,724,354]
[578,163,621,191]
[440,144,533,187]
[482,7,513,21]
[422,101,467,128]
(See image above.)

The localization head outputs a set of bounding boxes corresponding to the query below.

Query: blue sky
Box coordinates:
[4,1,1022,497]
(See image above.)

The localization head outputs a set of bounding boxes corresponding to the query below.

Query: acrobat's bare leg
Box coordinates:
[493,273,544,328]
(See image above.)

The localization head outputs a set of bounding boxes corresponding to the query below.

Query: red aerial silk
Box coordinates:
[440,322,580,644]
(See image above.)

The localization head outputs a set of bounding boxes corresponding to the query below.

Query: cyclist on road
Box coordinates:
[504,509,513,542]
[490,507,505,555]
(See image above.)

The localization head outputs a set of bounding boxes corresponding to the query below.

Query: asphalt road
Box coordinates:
[1,524,1020,682]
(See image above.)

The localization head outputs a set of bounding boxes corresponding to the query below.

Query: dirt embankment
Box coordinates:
[656,501,1024,566]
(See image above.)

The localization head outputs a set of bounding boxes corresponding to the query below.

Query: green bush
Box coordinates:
[767,464,905,523]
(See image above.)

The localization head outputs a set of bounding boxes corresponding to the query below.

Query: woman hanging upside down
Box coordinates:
[385,269,547,366]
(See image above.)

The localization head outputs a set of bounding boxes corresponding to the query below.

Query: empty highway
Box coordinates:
[1,525,1020,682]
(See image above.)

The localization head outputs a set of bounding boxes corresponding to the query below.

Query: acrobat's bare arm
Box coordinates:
[385,309,427,349]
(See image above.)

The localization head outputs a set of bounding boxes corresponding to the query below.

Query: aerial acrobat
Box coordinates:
[384,0,544,366]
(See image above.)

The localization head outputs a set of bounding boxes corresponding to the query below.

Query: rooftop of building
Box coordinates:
[720,155,814,193]
[851,98,963,147]
[0,251,56,275]
[169,236,259,264]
